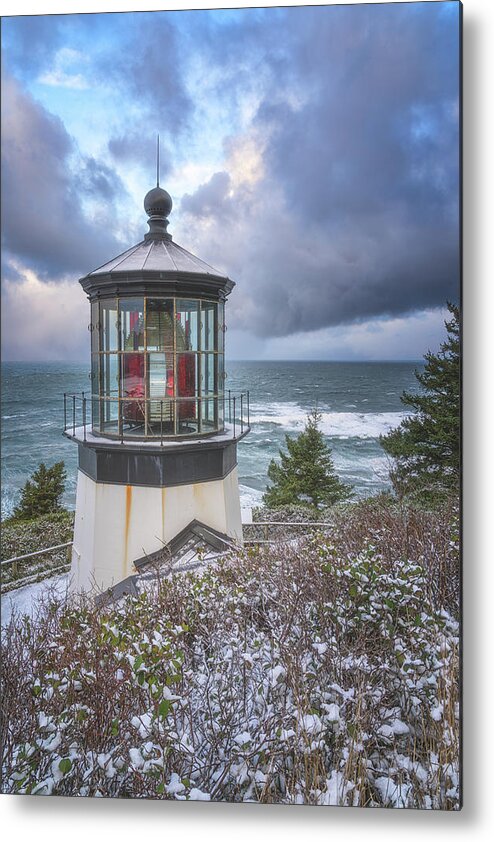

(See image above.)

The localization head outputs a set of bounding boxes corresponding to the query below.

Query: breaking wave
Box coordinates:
[249,402,407,439]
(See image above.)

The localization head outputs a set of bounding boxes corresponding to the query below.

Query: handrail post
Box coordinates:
[160,400,163,446]
[240,393,244,434]
[233,396,236,439]
[63,393,67,431]
[72,395,76,436]
[82,394,87,442]
[228,390,231,424]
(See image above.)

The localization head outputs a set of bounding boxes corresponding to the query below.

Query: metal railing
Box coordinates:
[243,520,334,544]
[225,389,250,439]
[64,392,89,441]
[63,392,250,443]
[1,521,330,593]
[2,541,73,592]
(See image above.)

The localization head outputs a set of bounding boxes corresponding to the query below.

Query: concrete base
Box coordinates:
[70,468,243,594]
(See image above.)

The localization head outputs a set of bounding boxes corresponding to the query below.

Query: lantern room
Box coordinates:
[89,295,225,438]
[82,184,232,441]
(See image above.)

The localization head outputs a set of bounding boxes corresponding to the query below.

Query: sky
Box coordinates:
[1,1,461,361]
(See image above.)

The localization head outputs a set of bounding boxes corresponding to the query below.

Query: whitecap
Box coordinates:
[249,403,409,439]
[238,484,264,508]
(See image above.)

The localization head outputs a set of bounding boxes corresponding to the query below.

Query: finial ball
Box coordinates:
[144,186,172,218]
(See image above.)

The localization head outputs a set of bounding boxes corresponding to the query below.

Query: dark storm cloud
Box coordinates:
[77,157,126,201]
[1,15,65,79]
[2,11,193,139]
[101,15,192,134]
[108,132,173,177]
[258,4,459,226]
[1,74,125,279]
[183,2,460,337]
[181,172,232,220]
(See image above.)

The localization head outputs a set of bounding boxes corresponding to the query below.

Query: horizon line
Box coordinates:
[1,357,425,365]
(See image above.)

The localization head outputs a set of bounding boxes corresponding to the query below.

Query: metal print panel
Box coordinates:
[1,1,461,810]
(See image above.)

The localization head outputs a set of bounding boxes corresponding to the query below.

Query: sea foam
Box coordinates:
[249,402,407,439]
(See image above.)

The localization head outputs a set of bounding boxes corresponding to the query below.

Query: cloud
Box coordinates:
[76,156,125,201]
[181,172,232,220]
[1,74,125,278]
[1,261,88,362]
[0,4,460,362]
[100,14,193,134]
[1,15,66,80]
[180,3,460,339]
[38,47,89,90]
[108,132,173,180]
[237,307,451,362]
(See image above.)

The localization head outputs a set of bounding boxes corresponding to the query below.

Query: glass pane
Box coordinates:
[148,352,174,430]
[176,398,198,435]
[201,398,218,433]
[176,300,199,352]
[101,354,119,399]
[201,302,217,352]
[121,399,145,434]
[177,353,198,398]
[91,302,100,354]
[100,398,119,435]
[146,299,174,352]
[122,353,145,402]
[217,302,225,354]
[147,385,175,433]
[148,352,174,399]
[200,353,216,396]
[101,300,118,352]
[91,394,101,432]
[120,298,144,351]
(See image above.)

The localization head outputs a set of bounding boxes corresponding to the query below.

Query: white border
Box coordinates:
[2,0,493,838]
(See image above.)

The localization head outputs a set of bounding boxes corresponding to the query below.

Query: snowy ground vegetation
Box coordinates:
[1,498,460,808]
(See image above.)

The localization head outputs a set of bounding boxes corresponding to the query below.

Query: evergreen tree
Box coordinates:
[380,302,460,501]
[12,461,67,520]
[263,409,352,508]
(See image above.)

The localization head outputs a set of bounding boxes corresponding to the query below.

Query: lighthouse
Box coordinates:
[65,178,249,594]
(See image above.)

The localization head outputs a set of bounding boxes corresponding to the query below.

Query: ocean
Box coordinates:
[0,360,422,518]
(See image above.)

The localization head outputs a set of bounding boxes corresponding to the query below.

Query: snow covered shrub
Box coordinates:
[1,502,459,807]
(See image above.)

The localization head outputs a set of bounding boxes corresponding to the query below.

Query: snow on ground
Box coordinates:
[1,574,71,627]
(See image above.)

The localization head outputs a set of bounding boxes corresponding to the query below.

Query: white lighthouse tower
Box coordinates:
[65,179,249,595]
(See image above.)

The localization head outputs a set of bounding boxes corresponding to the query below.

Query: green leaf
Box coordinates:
[59,758,72,775]
[158,700,171,718]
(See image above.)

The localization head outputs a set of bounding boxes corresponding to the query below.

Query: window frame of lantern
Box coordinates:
[93,294,225,439]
